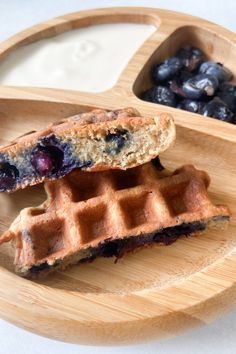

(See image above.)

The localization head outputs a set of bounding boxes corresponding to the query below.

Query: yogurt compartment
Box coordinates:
[0,23,156,92]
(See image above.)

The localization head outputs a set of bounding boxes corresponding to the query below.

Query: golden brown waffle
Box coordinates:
[0,107,175,192]
[0,163,230,277]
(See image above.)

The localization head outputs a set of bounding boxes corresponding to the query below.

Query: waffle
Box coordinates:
[0,107,175,192]
[0,162,230,278]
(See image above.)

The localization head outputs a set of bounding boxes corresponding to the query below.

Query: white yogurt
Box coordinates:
[0,23,156,92]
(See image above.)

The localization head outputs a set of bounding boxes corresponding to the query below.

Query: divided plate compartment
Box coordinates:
[0,7,235,345]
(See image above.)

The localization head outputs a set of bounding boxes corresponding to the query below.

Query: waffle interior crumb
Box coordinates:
[0,108,175,192]
[63,121,169,169]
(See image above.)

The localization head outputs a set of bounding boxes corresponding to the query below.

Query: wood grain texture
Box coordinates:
[0,7,235,345]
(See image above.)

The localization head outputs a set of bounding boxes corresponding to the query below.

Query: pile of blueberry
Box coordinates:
[141,46,236,124]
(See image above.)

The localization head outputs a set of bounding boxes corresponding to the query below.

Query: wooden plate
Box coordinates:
[0,7,235,345]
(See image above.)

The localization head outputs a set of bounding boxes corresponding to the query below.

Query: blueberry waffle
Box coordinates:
[0,107,175,192]
[0,163,230,278]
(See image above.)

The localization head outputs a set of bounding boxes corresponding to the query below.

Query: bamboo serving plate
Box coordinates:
[0,7,235,345]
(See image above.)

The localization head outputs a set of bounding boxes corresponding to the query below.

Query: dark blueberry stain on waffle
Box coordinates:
[105,129,129,155]
[29,259,62,274]
[0,161,19,192]
[98,239,124,258]
[91,220,208,260]
[27,216,229,276]
[29,261,50,274]
[83,217,228,262]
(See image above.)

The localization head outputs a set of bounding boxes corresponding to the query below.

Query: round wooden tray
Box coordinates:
[0,7,235,345]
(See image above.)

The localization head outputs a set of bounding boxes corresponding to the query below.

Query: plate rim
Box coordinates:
[0,6,235,345]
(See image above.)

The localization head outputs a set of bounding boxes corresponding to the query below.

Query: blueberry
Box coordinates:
[31,146,63,176]
[141,86,176,107]
[176,70,193,83]
[170,70,193,97]
[183,74,218,99]
[201,97,234,123]
[217,83,236,113]
[199,61,232,83]
[0,162,19,192]
[152,57,183,83]
[105,129,129,155]
[177,47,205,71]
[177,99,205,113]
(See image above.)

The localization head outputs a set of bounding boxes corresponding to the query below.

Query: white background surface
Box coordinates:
[0,1,236,353]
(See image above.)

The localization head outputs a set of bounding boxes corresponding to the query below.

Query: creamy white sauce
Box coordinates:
[0,23,156,92]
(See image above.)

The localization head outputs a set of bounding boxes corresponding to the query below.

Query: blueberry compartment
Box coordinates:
[133,26,236,123]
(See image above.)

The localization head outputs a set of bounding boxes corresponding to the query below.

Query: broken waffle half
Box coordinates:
[0,107,175,192]
[0,162,230,278]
